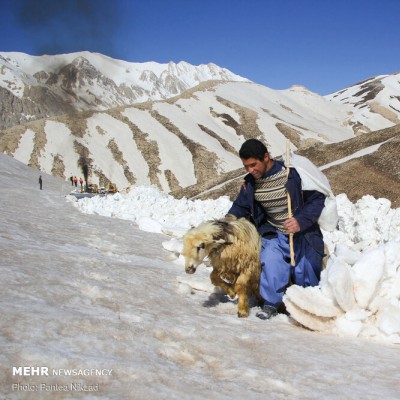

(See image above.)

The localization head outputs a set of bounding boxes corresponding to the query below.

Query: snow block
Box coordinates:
[284,285,342,318]
[351,248,384,309]
[284,297,335,332]
[335,315,363,337]
[377,305,400,336]
[334,243,361,266]
[327,258,355,312]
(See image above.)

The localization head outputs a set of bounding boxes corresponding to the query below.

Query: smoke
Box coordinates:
[76,149,91,188]
[82,164,89,187]
[14,0,119,56]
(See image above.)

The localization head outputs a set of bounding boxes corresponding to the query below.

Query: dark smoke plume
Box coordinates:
[82,164,89,188]
[77,150,91,189]
[14,0,119,56]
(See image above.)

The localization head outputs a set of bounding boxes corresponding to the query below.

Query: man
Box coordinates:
[226,139,325,319]
[38,175,43,190]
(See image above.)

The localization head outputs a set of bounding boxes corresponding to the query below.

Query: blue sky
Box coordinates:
[1,0,399,95]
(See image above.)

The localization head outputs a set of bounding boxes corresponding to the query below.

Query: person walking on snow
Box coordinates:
[225,139,325,319]
[38,175,43,190]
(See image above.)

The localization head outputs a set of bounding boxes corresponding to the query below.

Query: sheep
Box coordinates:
[182,218,262,318]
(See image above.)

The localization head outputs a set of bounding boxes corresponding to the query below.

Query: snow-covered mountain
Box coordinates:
[1,51,400,194]
[326,72,400,133]
[1,80,360,192]
[0,51,249,130]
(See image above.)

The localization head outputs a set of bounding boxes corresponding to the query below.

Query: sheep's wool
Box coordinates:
[254,166,289,234]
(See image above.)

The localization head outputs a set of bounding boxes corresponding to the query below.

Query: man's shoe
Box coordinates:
[256,305,278,320]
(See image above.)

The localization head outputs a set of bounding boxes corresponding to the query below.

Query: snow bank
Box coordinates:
[71,188,400,343]
[285,194,400,343]
[69,186,231,236]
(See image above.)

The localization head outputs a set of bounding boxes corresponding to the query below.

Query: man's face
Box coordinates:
[241,153,270,179]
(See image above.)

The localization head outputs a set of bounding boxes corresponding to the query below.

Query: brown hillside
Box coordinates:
[174,124,400,207]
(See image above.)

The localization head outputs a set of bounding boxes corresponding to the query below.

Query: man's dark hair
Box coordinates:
[239,139,268,161]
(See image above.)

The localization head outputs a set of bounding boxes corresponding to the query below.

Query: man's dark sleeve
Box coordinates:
[295,190,325,231]
[227,184,251,219]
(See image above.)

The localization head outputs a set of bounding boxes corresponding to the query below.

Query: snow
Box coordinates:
[84,112,149,188]
[38,121,82,176]
[122,108,197,190]
[72,185,232,236]
[2,152,400,399]
[152,101,242,174]
[70,179,400,345]
[0,51,248,96]
[216,82,356,146]
[326,73,400,130]
[12,129,35,164]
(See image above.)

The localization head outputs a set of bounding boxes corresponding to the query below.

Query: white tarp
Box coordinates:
[286,151,339,232]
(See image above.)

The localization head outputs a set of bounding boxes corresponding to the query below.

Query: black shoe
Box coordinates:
[256,305,278,320]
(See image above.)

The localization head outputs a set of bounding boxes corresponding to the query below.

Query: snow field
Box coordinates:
[72,187,400,344]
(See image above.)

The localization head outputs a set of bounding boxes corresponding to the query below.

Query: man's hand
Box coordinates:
[284,217,300,234]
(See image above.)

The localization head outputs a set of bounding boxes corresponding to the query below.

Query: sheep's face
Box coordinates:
[182,237,208,274]
[183,222,228,274]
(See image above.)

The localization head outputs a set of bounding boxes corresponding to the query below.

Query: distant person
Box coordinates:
[39,175,43,190]
[70,176,74,186]
[73,176,78,187]
[225,139,325,320]
[79,177,84,190]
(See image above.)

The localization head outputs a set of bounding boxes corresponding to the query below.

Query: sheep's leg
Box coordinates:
[235,275,250,318]
[210,270,236,299]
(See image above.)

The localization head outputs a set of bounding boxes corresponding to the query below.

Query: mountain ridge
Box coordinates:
[0,51,249,130]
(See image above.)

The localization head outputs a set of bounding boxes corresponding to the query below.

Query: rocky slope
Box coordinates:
[177,124,400,208]
[0,80,360,192]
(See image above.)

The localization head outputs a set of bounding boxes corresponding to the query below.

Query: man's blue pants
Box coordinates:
[259,231,323,307]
